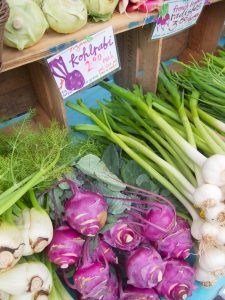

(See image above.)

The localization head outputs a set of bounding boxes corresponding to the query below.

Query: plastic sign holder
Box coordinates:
[152,0,205,40]
[47,26,120,99]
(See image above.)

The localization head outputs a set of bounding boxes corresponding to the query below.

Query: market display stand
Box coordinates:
[0,0,224,131]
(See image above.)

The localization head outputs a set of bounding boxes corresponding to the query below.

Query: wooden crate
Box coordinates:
[0,0,224,129]
[161,0,225,63]
[0,62,67,129]
[115,0,225,91]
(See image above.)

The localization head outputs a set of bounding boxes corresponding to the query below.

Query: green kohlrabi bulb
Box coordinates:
[42,0,87,34]
[4,0,48,50]
[85,0,119,22]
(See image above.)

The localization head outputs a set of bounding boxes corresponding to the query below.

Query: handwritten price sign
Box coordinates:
[47,26,120,99]
[152,0,205,39]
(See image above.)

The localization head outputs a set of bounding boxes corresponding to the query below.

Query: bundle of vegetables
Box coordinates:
[0,120,75,215]
[85,0,119,22]
[0,187,74,299]
[0,255,75,299]
[66,57,225,287]
[44,173,195,299]
[170,50,225,122]
[0,121,107,298]
[118,0,162,13]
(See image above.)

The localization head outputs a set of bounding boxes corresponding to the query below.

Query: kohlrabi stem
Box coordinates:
[99,82,206,166]
[189,92,225,154]
[127,210,168,233]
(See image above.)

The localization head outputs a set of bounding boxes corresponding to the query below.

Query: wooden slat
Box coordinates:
[188,0,225,53]
[138,26,162,92]
[28,62,67,127]
[161,30,190,61]
[33,104,52,128]
[0,66,36,121]
[115,23,162,92]
[114,28,139,89]
[179,48,204,63]
[1,12,157,73]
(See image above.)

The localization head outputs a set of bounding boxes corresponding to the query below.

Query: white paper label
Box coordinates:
[152,0,205,40]
[47,26,120,99]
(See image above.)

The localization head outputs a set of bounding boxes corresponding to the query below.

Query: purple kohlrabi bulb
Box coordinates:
[74,262,109,299]
[102,270,119,300]
[46,225,85,268]
[121,286,160,300]
[154,216,193,259]
[64,181,108,236]
[82,270,119,300]
[103,217,142,251]
[92,240,118,264]
[126,246,165,288]
[142,202,176,241]
[156,259,196,300]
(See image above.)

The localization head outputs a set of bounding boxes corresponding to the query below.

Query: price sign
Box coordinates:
[152,0,205,40]
[47,26,120,99]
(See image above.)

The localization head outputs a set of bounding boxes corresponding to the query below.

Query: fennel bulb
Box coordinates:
[0,222,24,273]
[0,291,9,300]
[17,208,53,256]
[4,0,48,50]
[0,262,52,296]
[42,0,87,34]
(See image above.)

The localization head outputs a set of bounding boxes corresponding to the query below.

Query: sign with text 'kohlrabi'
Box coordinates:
[152,0,205,40]
[47,26,120,99]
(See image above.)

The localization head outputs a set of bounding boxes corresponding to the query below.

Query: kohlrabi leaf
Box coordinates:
[102,144,120,176]
[76,154,126,191]
[59,171,84,190]
[76,154,101,177]
[95,161,125,191]
[120,159,187,214]
[121,160,146,185]
[95,181,130,215]
[136,174,150,187]
[49,187,64,221]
